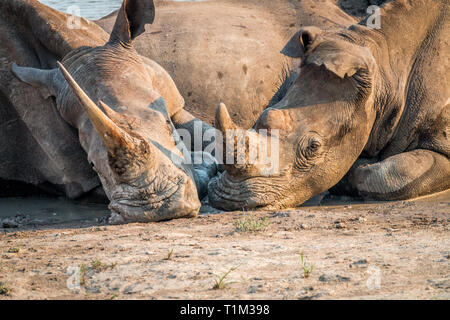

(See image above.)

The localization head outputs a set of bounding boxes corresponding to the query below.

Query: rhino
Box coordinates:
[0,0,217,223]
[208,0,450,210]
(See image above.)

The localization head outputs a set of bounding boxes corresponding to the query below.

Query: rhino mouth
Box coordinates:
[108,175,200,223]
[208,171,286,211]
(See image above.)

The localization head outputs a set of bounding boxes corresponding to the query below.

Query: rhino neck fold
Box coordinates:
[347,1,447,157]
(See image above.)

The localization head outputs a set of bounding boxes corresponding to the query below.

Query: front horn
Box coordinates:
[215,103,238,134]
[57,61,135,152]
[214,103,261,171]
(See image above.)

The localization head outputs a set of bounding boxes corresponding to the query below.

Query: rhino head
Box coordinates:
[12,0,201,223]
[209,26,378,210]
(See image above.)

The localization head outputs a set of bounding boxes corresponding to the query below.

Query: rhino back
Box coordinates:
[354,0,450,158]
[381,0,449,158]
[0,0,108,198]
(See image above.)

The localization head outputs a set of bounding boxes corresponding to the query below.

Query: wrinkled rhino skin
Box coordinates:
[209,0,450,210]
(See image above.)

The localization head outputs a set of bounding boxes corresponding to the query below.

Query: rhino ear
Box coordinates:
[307,44,375,79]
[109,0,155,45]
[11,63,63,99]
[281,27,322,58]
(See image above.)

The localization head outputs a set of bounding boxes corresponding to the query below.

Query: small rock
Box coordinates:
[299,286,315,295]
[298,292,327,300]
[85,286,101,294]
[247,285,258,294]
[334,221,346,229]
[349,259,368,268]
[123,285,137,294]
[319,274,333,283]
[271,212,290,218]
[168,275,176,279]
[300,224,310,230]
[2,219,19,228]
[319,273,351,283]
[336,275,351,282]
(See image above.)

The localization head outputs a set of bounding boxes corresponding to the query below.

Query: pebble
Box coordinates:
[319,274,351,283]
[334,222,346,229]
[1,219,19,228]
[349,259,368,268]
[247,285,258,294]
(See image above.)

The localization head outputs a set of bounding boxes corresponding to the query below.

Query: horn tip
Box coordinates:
[56,61,71,80]
[215,102,237,132]
[216,102,229,118]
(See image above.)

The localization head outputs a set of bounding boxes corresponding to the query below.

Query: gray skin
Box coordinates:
[208,0,450,210]
[1,0,216,223]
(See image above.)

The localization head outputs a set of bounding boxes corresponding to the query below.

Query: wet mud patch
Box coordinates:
[0,196,109,229]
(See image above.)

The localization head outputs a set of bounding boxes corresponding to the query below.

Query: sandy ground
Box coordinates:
[0,191,449,300]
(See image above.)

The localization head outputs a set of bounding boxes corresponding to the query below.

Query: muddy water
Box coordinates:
[39,0,206,20]
[0,197,109,225]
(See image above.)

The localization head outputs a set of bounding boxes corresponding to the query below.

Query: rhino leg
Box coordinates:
[172,109,217,153]
[347,149,450,201]
[173,109,225,174]
[329,158,378,197]
[191,151,218,199]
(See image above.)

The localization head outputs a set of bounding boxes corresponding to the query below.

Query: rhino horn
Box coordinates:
[215,103,264,171]
[215,103,239,133]
[57,61,136,152]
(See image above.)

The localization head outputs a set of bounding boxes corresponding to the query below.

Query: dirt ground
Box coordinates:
[0,191,449,300]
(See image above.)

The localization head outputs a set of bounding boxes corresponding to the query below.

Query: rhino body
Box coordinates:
[0,0,107,198]
[0,0,218,223]
[209,0,450,210]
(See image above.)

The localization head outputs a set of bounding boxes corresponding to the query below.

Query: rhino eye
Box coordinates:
[295,134,323,169]
[304,138,321,158]
[308,140,321,151]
